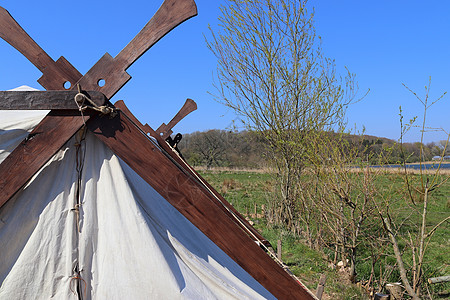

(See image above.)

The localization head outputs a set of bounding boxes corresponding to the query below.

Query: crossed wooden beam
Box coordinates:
[0,1,314,299]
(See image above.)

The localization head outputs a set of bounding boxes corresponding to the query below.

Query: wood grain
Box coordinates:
[0,0,197,208]
[156,98,197,139]
[0,111,93,208]
[0,90,106,110]
[0,7,82,90]
[115,100,271,248]
[75,0,197,99]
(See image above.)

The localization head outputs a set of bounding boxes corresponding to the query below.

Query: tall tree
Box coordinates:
[207,0,357,229]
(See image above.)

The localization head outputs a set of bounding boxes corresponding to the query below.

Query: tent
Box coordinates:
[0,1,316,297]
[0,88,316,299]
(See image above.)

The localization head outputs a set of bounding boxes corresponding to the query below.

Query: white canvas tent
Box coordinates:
[0,84,317,299]
[0,107,278,298]
[0,0,317,297]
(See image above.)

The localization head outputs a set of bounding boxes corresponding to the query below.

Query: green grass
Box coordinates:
[198,169,450,299]
[198,170,273,214]
[199,170,367,298]
[383,173,450,280]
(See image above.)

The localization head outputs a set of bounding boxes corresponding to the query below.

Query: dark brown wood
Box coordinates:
[87,112,314,300]
[74,0,197,99]
[0,7,87,208]
[151,124,273,247]
[0,7,81,90]
[114,100,272,248]
[115,100,145,128]
[0,90,106,110]
[0,4,294,296]
[0,0,197,209]
[0,0,196,99]
[156,98,197,139]
[0,111,93,208]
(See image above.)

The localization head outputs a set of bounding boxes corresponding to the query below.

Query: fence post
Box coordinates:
[277,240,282,260]
[315,274,327,299]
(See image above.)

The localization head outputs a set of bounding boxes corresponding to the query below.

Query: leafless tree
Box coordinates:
[206,0,356,230]
[378,80,450,299]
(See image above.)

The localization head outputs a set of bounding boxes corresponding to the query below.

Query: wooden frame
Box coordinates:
[0,0,197,209]
[0,112,92,206]
[87,109,314,299]
[115,100,272,248]
[0,1,315,298]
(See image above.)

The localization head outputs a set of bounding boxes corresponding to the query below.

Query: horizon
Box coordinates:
[0,0,448,143]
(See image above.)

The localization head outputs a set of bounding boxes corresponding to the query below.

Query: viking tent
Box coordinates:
[0,90,271,299]
[0,0,316,297]
[0,88,315,299]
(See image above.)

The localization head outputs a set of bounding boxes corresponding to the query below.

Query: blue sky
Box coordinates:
[0,0,448,143]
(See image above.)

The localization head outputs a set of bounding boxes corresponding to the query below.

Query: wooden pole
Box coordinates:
[87,112,315,299]
[315,274,327,299]
[277,240,282,260]
[428,275,450,284]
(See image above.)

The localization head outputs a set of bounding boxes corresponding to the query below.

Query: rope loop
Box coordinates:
[74,85,117,118]
[69,274,87,296]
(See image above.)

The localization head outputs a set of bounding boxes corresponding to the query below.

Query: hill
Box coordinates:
[178,130,445,168]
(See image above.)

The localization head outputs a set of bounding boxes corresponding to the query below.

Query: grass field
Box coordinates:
[198,169,450,299]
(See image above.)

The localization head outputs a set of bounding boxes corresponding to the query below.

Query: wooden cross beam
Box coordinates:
[115,100,272,249]
[0,90,106,110]
[0,0,197,207]
[0,2,315,299]
[156,98,197,139]
[86,109,314,300]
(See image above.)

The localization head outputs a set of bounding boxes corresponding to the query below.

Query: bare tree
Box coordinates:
[206,0,356,230]
[377,80,450,299]
[190,130,228,169]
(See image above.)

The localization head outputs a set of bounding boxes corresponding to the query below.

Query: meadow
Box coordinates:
[199,169,450,299]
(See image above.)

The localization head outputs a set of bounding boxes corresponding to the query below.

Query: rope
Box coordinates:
[74,128,87,233]
[70,267,87,297]
[71,203,82,233]
[71,89,89,299]
[74,84,117,118]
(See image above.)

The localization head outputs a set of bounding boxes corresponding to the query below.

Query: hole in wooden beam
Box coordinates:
[97,79,106,87]
[63,81,71,89]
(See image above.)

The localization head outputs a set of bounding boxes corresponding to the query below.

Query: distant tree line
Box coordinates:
[178,129,448,168]
[178,130,267,169]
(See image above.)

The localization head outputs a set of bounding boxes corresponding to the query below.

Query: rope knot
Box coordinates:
[73,89,117,118]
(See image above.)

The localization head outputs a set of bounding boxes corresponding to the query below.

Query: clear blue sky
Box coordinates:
[0,0,448,143]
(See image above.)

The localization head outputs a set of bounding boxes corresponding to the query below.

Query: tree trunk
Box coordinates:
[383,217,420,300]
[349,247,357,283]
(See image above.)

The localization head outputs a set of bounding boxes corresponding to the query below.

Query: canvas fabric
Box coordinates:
[0,108,275,300]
